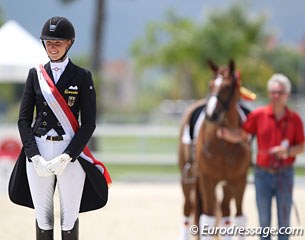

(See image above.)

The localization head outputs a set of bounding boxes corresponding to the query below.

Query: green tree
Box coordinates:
[0,9,3,26]
[131,3,274,99]
[263,46,304,93]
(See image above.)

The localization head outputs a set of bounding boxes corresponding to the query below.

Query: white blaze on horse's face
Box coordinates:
[214,75,223,88]
[206,75,223,117]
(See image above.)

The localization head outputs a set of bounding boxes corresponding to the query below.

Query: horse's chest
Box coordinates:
[200,139,246,165]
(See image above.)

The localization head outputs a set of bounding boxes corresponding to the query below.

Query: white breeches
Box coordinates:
[26,137,86,231]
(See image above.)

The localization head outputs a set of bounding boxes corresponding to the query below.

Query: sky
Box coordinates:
[1,0,305,60]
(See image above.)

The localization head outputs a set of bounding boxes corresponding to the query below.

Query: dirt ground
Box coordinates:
[0,178,304,240]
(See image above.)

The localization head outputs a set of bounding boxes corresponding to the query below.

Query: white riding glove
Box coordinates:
[47,153,72,175]
[31,155,52,177]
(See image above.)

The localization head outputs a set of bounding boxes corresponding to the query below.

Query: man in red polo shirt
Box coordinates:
[218,73,305,240]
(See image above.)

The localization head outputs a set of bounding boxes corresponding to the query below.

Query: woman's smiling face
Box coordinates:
[43,39,71,61]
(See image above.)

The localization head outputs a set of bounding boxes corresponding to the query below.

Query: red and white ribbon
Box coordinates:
[36,64,112,185]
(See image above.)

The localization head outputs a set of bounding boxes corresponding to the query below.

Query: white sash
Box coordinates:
[36,65,112,185]
[36,67,74,138]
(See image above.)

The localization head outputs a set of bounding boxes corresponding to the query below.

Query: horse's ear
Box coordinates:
[228,59,235,74]
[207,59,218,73]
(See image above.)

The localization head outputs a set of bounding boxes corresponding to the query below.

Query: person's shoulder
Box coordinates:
[26,67,39,78]
[251,106,267,115]
[244,106,268,122]
[288,108,303,122]
[68,61,94,87]
[29,67,38,73]
[69,60,91,74]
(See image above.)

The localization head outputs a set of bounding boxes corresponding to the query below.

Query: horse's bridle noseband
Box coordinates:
[205,72,238,123]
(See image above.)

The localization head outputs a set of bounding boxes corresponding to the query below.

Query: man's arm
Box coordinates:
[289,142,305,157]
[217,127,249,143]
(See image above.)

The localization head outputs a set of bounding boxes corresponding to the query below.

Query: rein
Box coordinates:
[202,83,251,159]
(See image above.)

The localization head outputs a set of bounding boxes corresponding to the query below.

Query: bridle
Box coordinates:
[201,70,250,159]
[204,70,238,125]
[213,74,237,111]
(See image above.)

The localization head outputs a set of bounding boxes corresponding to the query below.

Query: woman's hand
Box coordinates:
[47,153,72,175]
[31,155,53,177]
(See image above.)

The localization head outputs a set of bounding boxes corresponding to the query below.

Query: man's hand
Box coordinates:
[47,153,72,175]
[217,127,245,143]
[269,145,289,160]
[31,155,52,177]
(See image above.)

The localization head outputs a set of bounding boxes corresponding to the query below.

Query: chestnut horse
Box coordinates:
[178,59,251,240]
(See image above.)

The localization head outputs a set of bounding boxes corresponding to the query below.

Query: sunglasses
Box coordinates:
[269,90,286,95]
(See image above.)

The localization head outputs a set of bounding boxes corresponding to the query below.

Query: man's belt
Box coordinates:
[255,165,292,174]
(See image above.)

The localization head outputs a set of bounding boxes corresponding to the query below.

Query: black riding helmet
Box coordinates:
[40,16,75,62]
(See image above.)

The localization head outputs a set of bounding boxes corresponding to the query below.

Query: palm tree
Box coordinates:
[61,0,106,72]
[90,0,106,72]
[61,0,106,150]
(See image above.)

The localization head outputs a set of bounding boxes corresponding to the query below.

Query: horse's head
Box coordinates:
[204,59,240,123]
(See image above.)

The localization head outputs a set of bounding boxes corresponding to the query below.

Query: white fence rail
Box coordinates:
[0,124,179,139]
[1,124,305,166]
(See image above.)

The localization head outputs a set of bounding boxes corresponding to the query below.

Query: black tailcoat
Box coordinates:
[9,60,108,212]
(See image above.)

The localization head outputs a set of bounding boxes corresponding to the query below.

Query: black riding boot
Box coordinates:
[61,219,79,240]
[36,221,54,240]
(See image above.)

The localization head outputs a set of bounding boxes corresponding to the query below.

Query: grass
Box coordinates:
[105,163,180,181]
[105,162,305,181]
[247,166,305,175]
[96,136,305,181]
[291,166,305,175]
[99,136,178,154]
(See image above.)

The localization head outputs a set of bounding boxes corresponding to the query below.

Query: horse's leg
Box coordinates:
[219,184,233,240]
[189,176,202,240]
[179,181,194,240]
[178,144,195,240]
[220,184,232,217]
[198,173,217,240]
[194,177,202,229]
[233,176,248,240]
